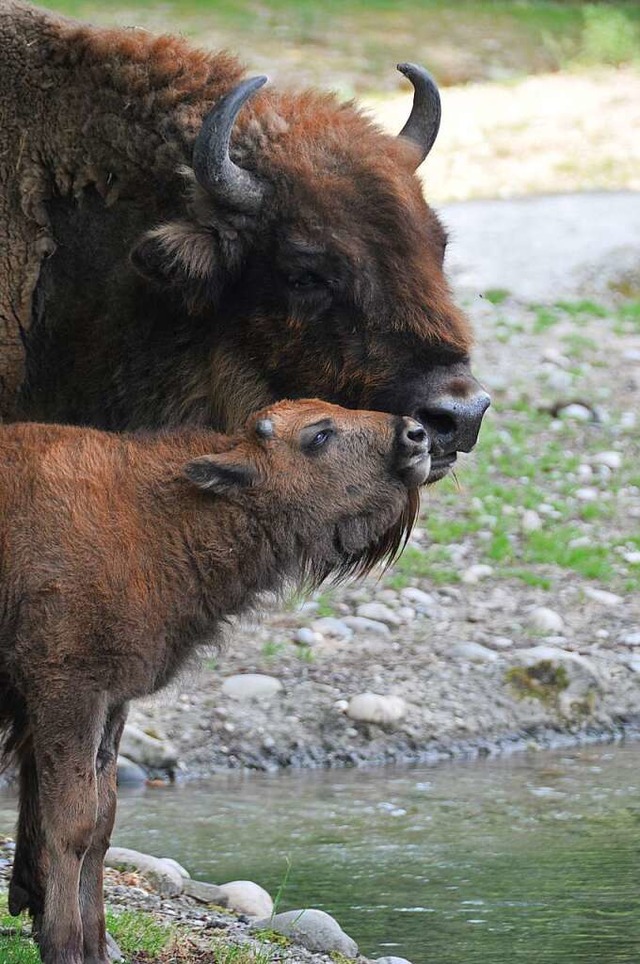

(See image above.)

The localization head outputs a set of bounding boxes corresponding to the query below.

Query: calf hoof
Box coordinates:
[8,881,30,916]
[106,932,124,962]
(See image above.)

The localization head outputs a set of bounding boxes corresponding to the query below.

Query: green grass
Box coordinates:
[385,303,640,597]
[261,640,284,659]
[0,897,174,964]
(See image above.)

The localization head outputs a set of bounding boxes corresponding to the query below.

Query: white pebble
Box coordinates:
[400,587,436,610]
[529,607,564,633]
[311,617,353,640]
[561,404,592,422]
[575,487,598,502]
[294,627,321,647]
[583,587,623,607]
[347,693,407,725]
[356,602,401,627]
[521,509,542,532]
[593,451,622,470]
[451,642,499,662]
[461,564,494,584]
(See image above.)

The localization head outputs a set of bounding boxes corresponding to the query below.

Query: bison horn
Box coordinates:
[193,75,268,212]
[396,63,442,168]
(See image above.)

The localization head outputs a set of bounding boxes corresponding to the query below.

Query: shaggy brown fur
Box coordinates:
[0,2,487,469]
[0,398,429,964]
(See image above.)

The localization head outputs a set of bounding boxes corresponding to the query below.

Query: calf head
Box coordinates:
[132,66,489,481]
[184,399,430,582]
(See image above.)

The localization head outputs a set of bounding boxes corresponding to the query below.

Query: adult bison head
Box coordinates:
[131,65,489,483]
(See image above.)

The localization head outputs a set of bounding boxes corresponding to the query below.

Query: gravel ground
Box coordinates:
[126,190,640,779]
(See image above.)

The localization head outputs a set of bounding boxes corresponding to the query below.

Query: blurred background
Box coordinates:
[39,0,640,201]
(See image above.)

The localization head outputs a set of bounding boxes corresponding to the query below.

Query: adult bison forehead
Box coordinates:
[129,66,489,477]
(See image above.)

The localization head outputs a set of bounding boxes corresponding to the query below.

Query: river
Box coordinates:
[2,743,640,963]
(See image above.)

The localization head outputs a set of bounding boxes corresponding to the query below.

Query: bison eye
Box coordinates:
[288,271,325,291]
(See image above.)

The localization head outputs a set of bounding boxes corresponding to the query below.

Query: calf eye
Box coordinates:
[304,428,334,452]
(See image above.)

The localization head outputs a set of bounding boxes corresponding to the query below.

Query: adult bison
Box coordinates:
[0,1,488,479]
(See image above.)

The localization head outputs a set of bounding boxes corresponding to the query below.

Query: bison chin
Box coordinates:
[299,488,421,590]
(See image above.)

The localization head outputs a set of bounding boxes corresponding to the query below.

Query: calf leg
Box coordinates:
[80,703,128,964]
[9,743,46,933]
[31,690,108,964]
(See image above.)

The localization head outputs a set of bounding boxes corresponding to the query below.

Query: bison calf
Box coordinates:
[0,399,430,964]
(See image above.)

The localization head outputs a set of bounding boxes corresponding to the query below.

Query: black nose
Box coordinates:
[418,389,490,455]
[396,417,431,486]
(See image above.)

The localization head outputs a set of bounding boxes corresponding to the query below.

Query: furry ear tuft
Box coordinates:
[130,221,219,287]
[184,455,258,493]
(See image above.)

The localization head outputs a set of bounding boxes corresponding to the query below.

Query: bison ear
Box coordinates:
[130,221,220,289]
[184,454,258,494]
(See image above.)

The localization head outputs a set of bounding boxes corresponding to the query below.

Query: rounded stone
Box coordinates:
[521,509,542,532]
[218,880,273,918]
[375,958,415,964]
[250,909,358,957]
[451,642,499,662]
[105,847,184,897]
[294,627,321,646]
[116,756,147,786]
[159,857,190,879]
[347,693,407,725]
[356,602,401,627]
[400,587,436,611]
[583,587,622,607]
[561,403,592,422]
[221,674,283,701]
[593,450,622,470]
[119,724,178,773]
[461,564,494,584]
[310,617,353,640]
[343,616,391,636]
[529,607,564,634]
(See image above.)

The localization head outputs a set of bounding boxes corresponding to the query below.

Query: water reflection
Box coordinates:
[2,744,640,962]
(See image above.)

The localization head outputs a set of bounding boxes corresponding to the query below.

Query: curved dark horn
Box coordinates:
[193,75,268,212]
[396,63,441,167]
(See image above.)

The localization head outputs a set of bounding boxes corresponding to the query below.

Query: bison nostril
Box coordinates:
[406,425,428,444]
[419,410,457,440]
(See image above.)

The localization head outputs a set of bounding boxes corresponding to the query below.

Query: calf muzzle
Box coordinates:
[395,417,431,487]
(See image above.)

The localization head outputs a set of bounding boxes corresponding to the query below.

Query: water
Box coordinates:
[2,744,640,963]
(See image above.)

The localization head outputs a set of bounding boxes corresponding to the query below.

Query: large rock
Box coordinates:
[116,755,147,786]
[251,909,358,957]
[105,847,184,897]
[119,725,178,774]
[221,674,283,701]
[219,880,273,918]
[347,693,407,725]
[509,646,602,715]
[182,878,228,906]
[375,958,415,964]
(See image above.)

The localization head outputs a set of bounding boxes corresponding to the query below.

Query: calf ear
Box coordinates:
[184,454,258,494]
